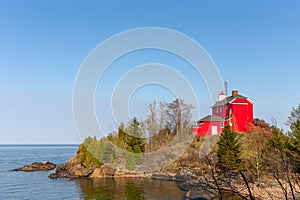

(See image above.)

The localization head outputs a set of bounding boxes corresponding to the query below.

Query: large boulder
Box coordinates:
[49,156,93,178]
[13,161,56,172]
[180,179,218,200]
[183,190,216,200]
[175,167,198,182]
[89,165,115,178]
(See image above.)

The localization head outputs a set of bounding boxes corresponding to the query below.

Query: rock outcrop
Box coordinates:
[48,154,199,182]
[49,156,93,178]
[13,161,56,172]
[89,165,115,178]
[47,155,218,199]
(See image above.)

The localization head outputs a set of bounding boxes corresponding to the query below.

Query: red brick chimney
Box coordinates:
[232,90,238,96]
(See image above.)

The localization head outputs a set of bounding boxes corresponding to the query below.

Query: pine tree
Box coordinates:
[116,123,127,149]
[288,117,300,171]
[217,125,244,171]
[127,117,145,153]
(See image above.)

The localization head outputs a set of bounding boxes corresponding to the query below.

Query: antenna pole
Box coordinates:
[224,80,228,96]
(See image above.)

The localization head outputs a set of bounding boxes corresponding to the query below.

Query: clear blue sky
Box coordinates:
[0,0,299,144]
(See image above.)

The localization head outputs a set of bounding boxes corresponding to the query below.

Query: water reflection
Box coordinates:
[75,178,184,200]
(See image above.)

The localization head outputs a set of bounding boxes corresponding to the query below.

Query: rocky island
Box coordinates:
[13,161,56,172]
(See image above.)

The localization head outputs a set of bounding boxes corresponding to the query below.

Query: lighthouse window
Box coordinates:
[220,122,224,128]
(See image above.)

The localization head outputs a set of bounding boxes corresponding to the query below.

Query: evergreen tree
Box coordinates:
[98,138,116,163]
[118,123,126,142]
[116,123,127,149]
[217,125,244,171]
[77,137,102,168]
[127,117,145,153]
[291,120,300,152]
[288,111,300,171]
[287,104,300,156]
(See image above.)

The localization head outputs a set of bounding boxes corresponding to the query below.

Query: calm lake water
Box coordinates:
[0,145,184,199]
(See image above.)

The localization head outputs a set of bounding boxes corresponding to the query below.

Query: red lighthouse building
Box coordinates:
[192,90,254,136]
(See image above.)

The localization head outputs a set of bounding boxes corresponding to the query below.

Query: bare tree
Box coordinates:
[287,104,300,128]
[158,101,167,131]
[166,98,193,135]
[145,100,158,143]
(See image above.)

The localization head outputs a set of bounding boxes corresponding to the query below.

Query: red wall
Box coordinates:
[192,121,223,136]
[231,98,253,132]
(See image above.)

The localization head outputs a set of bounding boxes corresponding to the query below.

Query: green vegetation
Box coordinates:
[127,117,145,153]
[108,117,146,169]
[125,152,137,170]
[76,98,193,171]
[217,125,244,171]
[77,137,103,168]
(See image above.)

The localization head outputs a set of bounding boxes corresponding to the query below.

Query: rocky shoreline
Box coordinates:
[11,158,247,200]
[45,155,213,199]
[14,158,299,200]
[48,155,197,181]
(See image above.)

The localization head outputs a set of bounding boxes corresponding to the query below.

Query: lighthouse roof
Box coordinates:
[198,115,225,122]
[212,94,248,107]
